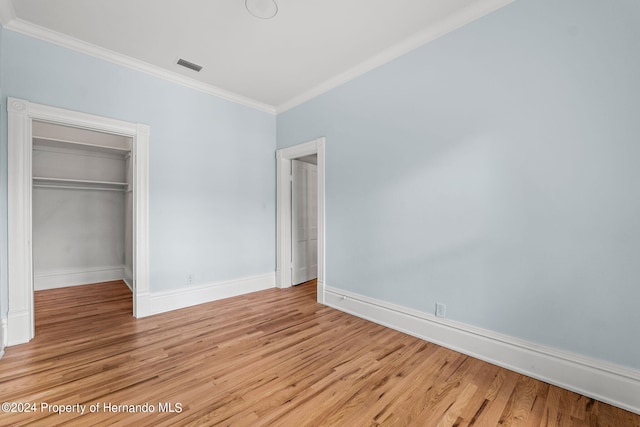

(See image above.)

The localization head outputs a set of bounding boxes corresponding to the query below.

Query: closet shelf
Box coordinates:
[33,137,130,155]
[33,176,128,191]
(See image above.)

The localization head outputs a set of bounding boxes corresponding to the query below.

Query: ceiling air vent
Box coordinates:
[177,58,203,72]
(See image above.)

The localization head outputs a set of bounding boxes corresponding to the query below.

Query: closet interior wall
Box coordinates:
[31,121,133,291]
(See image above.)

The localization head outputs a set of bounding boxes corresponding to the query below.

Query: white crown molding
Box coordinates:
[323,285,640,416]
[2,17,276,114]
[275,0,514,113]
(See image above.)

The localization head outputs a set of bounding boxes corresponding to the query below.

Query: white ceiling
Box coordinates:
[1,0,512,112]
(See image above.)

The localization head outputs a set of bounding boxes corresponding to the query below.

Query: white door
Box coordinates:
[291,159,318,285]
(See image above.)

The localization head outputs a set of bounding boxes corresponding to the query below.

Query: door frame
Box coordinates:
[6,97,150,346]
[276,138,325,302]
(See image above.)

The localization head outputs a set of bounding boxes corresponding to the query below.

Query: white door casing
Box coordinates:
[6,97,150,346]
[276,138,325,302]
[291,160,318,285]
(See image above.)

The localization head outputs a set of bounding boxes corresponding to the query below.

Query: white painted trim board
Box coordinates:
[323,285,640,416]
[34,266,125,291]
[123,266,133,291]
[0,318,7,359]
[136,273,275,318]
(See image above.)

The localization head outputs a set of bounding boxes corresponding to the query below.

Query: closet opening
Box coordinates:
[31,121,134,329]
[7,97,150,346]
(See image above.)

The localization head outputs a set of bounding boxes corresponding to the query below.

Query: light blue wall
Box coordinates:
[277,0,640,370]
[0,29,276,306]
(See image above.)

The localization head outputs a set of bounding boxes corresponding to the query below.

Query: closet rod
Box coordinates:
[33,184,126,192]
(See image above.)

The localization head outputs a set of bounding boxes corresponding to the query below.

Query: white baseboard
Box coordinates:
[134,292,151,319]
[7,309,31,346]
[0,318,7,358]
[136,272,276,318]
[34,266,125,290]
[323,285,640,416]
[123,264,133,291]
[124,265,133,290]
[316,280,325,304]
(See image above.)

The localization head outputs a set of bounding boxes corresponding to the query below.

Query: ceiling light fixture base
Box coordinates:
[245,0,278,19]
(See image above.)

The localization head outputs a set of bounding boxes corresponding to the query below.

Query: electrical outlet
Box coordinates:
[187,273,193,286]
[435,303,446,318]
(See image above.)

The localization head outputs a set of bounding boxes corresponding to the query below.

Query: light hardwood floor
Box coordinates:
[0,280,638,426]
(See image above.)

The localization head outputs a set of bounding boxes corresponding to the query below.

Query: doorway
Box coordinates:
[275,138,325,302]
[292,156,318,285]
[6,97,150,346]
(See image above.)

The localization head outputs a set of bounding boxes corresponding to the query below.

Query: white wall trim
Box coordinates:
[34,266,125,291]
[316,280,326,305]
[123,266,133,291]
[135,292,152,319]
[7,98,34,346]
[7,97,150,345]
[0,18,275,115]
[0,318,7,358]
[323,285,640,416]
[135,273,275,318]
[276,139,325,301]
[6,310,30,346]
[276,0,514,113]
[132,123,150,317]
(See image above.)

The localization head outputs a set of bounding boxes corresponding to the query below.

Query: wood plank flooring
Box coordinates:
[1,280,638,426]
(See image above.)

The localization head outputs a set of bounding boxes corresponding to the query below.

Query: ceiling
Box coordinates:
[1,0,512,113]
